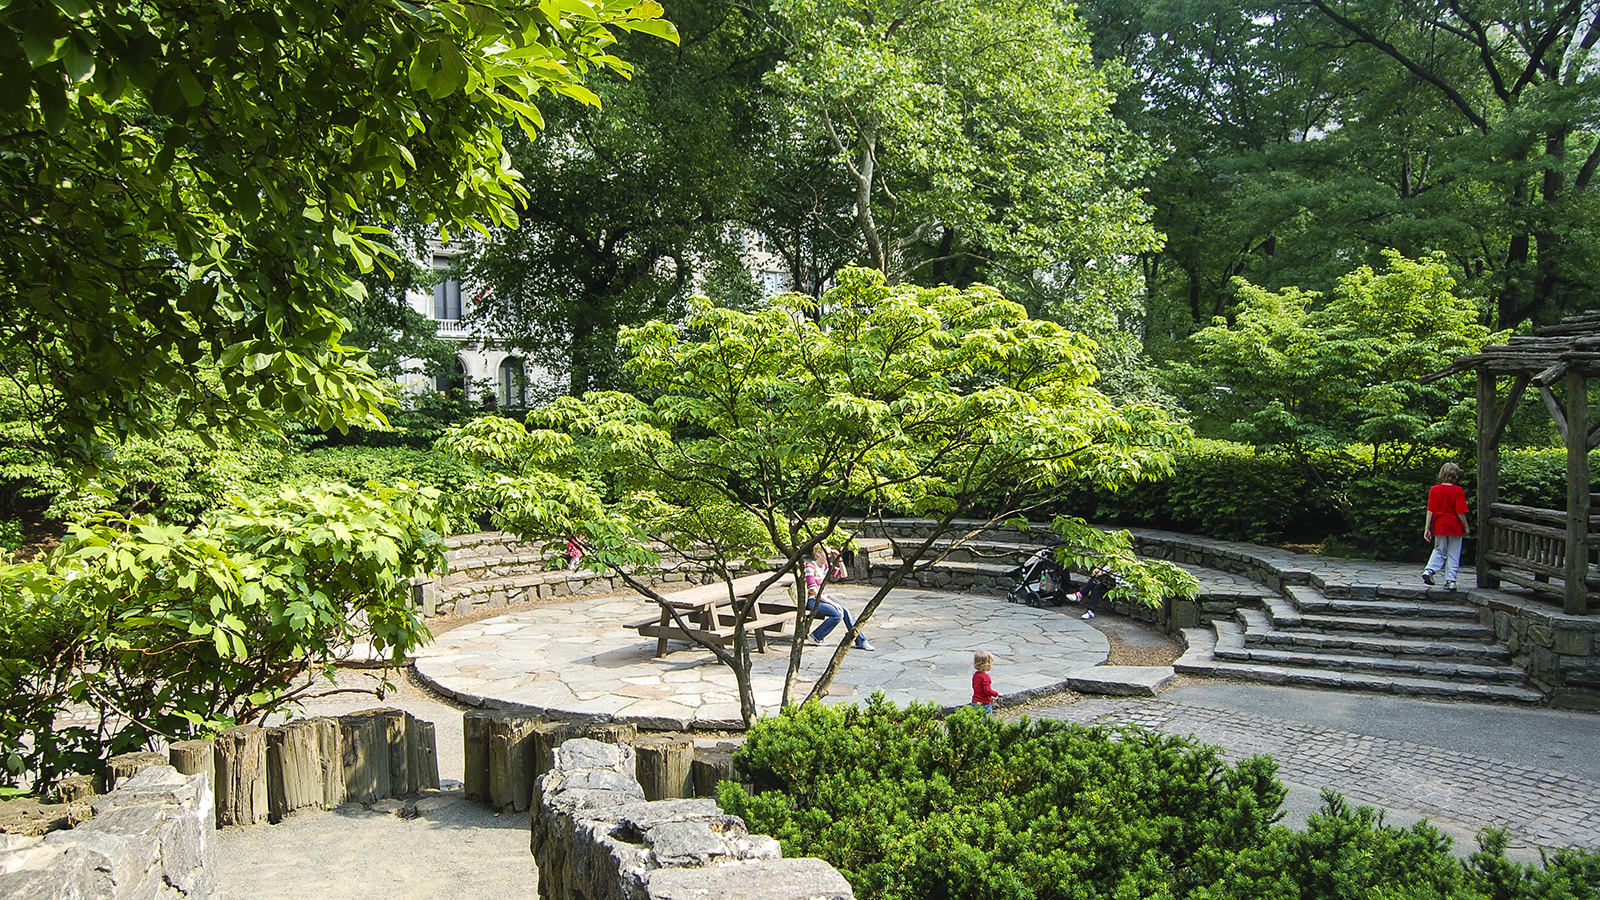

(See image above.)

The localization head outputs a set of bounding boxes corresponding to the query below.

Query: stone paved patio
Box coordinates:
[412,585,1108,728]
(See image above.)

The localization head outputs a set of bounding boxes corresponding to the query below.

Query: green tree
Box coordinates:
[1302,0,1600,329]
[0,0,674,452]
[767,0,1159,315]
[464,0,780,394]
[442,269,1194,725]
[1169,251,1498,471]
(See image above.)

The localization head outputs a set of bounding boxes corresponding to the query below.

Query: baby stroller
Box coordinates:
[1007,547,1071,607]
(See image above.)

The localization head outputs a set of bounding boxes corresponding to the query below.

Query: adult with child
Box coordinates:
[1422,461,1471,591]
[803,543,875,651]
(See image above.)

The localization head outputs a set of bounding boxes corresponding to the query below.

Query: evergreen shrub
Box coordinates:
[722,701,1600,900]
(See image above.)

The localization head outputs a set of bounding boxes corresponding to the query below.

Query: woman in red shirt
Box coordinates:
[1422,461,1471,590]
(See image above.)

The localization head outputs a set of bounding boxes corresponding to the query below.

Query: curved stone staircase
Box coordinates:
[846,519,1548,705]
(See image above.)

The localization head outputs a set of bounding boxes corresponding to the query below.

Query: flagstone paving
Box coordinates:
[412,585,1108,727]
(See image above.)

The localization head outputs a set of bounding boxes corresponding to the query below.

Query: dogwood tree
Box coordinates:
[442,269,1194,724]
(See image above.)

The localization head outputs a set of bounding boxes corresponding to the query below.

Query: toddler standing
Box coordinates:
[971,650,1000,717]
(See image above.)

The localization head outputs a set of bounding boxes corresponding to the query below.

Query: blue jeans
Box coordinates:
[1426,535,1464,584]
[809,596,867,648]
[970,702,993,717]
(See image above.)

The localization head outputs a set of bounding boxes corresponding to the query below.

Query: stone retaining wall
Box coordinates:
[1472,589,1600,710]
[532,738,851,900]
[0,765,216,900]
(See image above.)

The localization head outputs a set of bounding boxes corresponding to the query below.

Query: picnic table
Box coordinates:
[629,572,799,657]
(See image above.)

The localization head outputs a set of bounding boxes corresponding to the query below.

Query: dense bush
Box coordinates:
[723,701,1600,900]
[0,482,447,791]
[1047,440,1594,561]
[292,446,479,533]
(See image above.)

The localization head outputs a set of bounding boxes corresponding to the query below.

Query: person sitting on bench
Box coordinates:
[803,544,875,651]
[1068,566,1118,621]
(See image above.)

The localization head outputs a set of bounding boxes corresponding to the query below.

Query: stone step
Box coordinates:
[1260,595,1302,627]
[1284,585,1478,620]
[1322,583,1470,602]
[891,537,1046,565]
[1200,661,1544,704]
[1237,617,1513,664]
[1292,613,1494,641]
[1173,627,1219,675]
[1210,642,1529,684]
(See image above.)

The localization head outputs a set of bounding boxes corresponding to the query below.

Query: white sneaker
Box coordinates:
[855,640,876,651]
[1444,582,1456,591]
[1080,611,1095,620]
[805,634,822,646]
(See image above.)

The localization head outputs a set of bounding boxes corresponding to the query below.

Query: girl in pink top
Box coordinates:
[971,650,1000,716]
[803,544,873,651]
[1422,461,1471,590]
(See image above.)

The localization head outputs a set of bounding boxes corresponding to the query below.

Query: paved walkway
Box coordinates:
[413,586,1108,727]
[1031,684,1600,854]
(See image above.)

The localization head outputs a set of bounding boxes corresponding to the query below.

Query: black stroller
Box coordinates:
[1006,547,1072,607]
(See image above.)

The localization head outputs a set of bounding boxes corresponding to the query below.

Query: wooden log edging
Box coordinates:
[161,707,440,830]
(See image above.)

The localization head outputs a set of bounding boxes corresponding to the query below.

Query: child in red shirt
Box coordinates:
[971,650,1000,717]
[1422,461,1471,590]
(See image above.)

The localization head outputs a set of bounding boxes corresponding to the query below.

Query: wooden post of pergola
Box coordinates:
[1425,311,1600,616]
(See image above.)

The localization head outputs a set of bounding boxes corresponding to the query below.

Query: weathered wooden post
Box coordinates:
[463,709,511,802]
[691,743,742,799]
[306,717,346,806]
[488,714,542,813]
[266,720,325,822]
[105,751,168,793]
[407,714,440,793]
[339,710,389,803]
[1565,369,1590,615]
[373,707,410,798]
[634,734,695,800]
[216,724,268,826]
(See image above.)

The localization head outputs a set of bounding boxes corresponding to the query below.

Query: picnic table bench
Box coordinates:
[628,572,799,657]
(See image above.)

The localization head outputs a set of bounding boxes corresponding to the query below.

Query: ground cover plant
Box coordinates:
[723,700,1600,900]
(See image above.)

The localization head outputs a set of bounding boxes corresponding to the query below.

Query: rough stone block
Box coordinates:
[647,858,854,900]
[1063,666,1174,697]
[1553,628,1593,657]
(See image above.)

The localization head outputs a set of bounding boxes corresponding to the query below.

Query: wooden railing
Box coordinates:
[1484,502,1600,603]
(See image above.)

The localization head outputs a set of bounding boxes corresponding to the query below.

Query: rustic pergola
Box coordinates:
[1423,310,1599,616]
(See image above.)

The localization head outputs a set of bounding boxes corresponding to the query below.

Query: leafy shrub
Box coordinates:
[1046,440,1595,561]
[723,701,1600,900]
[287,446,478,533]
[1050,440,1348,544]
[724,698,1287,900]
[0,482,448,791]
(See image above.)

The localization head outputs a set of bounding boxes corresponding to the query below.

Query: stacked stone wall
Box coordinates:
[533,738,851,900]
[0,766,215,900]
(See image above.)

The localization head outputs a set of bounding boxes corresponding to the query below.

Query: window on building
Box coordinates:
[498,357,528,409]
[432,255,462,321]
[435,357,467,395]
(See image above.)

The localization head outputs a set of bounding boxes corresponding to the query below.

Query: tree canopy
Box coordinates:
[443,269,1194,724]
[769,0,1159,317]
[1168,251,1498,470]
[0,0,674,454]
